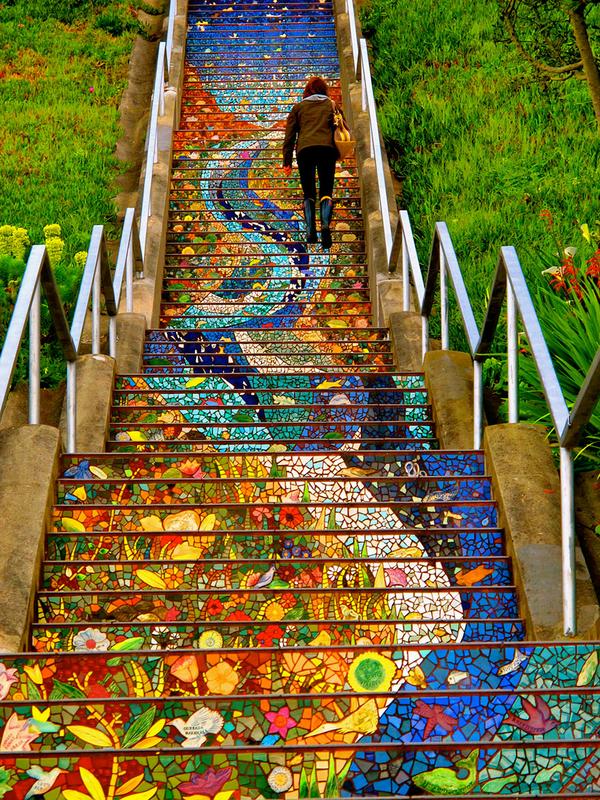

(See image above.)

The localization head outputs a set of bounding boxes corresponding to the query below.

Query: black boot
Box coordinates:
[303,198,318,243]
[320,196,334,250]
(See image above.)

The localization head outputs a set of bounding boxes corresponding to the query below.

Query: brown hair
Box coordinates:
[303,77,329,98]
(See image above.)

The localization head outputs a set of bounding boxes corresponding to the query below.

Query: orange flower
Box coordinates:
[169,654,200,684]
[204,661,239,695]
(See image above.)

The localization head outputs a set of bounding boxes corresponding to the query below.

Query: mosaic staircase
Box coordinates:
[0,0,598,797]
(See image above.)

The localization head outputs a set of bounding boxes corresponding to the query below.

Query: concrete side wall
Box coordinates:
[485,424,600,640]
[0,426,61,652]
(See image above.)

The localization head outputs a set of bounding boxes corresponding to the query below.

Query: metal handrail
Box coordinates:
[139,40,169,256]
[0,210,144,452]
[394,209,600,635]
[139,0,180,256]
[344,0,394,263]
[0,247,76,426]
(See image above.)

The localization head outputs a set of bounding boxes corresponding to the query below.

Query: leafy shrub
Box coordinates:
[96,8,139,37]
[516,277,600,470]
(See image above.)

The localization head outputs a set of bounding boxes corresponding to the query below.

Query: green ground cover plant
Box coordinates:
[362,0,600,468]
[0,0,147,384]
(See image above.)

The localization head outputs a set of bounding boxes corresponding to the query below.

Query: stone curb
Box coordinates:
[0,426,61,652]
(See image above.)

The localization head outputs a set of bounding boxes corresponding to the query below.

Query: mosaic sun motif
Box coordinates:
[0,0,597,797]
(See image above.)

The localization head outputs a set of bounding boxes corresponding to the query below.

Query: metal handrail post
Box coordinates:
[345,0,359,74]
[92,250,101,355]
[126,238,134,313]
[473,359,483,449]
[166,0,177,70]
[28,280,41,425]
[439,240,449,350]
[402,227,410,311]
[66,360,77,453]
[359,39,392,260]
[560,446,576,635]
[507,281,518,423]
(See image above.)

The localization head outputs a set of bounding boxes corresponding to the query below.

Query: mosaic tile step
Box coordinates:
[55,475,491,507]
[114,373,427,390]
[110,405,430,425]
[52,500,497,533]
[42,555,511,594]
[46,528,507,562]
[145,326,389,341]
[110,392,431,410]
[31,617,526,653]
[141,362,397,374]
[2,688,597,759]
[107,426,436,449]
[108,416,433,432]
[1,748,597,800]
[166,221,365,235]
[35,585,519,625]
[60,450,485,478]
[105,439,439,454]
[8,641,597,698]
[159,315,375,329]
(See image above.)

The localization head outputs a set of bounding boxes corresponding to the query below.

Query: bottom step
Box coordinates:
[0,743,597,798]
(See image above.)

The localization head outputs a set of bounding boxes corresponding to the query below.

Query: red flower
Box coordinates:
[206,598,224,617]
[279,506,304,528]
[225,610,252,622]
[278,564,296,583]
[256,625,284,646]
[539,209,554,229]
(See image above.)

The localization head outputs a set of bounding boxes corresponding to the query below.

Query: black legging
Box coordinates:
[297,145,337,201]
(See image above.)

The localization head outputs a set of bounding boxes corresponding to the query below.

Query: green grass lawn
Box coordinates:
[0,1,142,384]
[0,1,139,258]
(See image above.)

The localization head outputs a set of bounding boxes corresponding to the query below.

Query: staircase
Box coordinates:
[0,0,598,797]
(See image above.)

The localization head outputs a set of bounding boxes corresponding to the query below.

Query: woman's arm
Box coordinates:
[282,105,299,167]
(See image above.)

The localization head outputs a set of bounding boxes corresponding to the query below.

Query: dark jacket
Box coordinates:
[282,97,337,167]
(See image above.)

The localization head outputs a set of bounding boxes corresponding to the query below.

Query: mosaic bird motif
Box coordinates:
[505,696,559,735]
[24,767,64,799]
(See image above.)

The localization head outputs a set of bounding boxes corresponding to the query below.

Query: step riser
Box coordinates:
[1,745,595,799]
[42,558,511,591]
[61,451,484,476]
[0,690,593,754]
[31,618,526,652]
[47,530,507,561]
[56,477,491,506]
[37,586,519,624]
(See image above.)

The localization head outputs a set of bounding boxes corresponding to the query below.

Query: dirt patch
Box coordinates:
[0,382,65,430]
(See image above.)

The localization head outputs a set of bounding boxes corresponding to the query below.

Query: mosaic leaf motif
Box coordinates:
[1,0,598,796]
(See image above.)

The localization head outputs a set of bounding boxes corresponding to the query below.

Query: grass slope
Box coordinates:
[0,1,138,259]
[362,0,600,326]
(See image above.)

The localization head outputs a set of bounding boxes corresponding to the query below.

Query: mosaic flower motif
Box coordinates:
[265,706,296,738]
[198,630,224,649]
[169,654,200,684]
[204,661,239,694]
[180,767,233,797]
[347,652,396,693]
[171,707,224,747]
[256,625,284,646]
[279,506,304,528]
[72,628,110,652]
[0,664,18,700]
[149,626,180,650]
[267,766,293,793]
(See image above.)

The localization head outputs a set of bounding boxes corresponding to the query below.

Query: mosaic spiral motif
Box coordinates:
[0,0,597,797]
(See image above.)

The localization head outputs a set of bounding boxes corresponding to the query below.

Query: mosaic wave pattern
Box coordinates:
[0,0,598,797]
